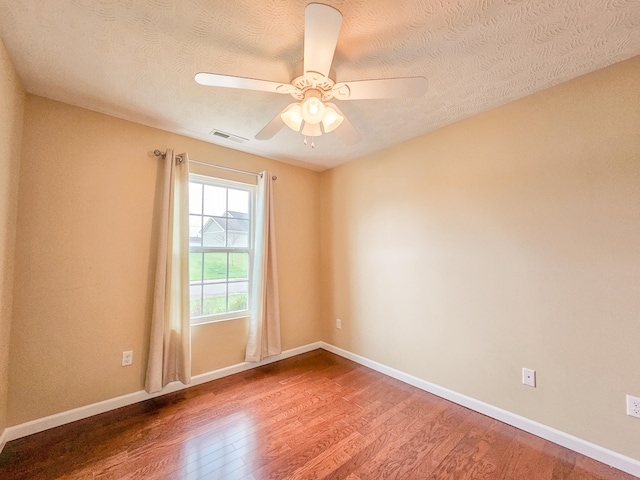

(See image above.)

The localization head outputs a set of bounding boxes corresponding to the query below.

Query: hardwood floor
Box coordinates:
[0,349,636,479]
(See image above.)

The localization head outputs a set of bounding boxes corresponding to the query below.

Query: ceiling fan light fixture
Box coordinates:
[301,121,322,137]
[301,90,325,124]
[321,105,344,133]
[281,103,303,131]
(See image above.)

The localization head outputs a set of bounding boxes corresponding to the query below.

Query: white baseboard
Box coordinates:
[3,340,639,478]
[319,342,640,478]
[0,427,6,455]
[1,342,322,451]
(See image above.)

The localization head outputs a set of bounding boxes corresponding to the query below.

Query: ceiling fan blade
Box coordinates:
[304,3,343,80]
[326,103,361,145]
[255,106,289,140]
[195,72,293,94]
[332,77,428,100]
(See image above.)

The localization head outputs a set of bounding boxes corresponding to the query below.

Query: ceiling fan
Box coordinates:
[195,3,427,147]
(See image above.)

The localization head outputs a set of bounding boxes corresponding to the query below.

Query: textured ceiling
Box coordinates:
[1,0,639,171]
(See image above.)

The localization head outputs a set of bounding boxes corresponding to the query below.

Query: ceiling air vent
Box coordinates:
[210,129,248,144]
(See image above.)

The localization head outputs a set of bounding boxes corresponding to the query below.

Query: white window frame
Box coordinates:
[188,173,255,325]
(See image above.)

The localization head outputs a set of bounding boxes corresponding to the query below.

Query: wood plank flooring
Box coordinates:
[0,349,636,479]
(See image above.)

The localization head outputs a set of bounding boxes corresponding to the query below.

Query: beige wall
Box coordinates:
[0,38,25,437]
[320,56,640,460]
[4,38,639,465]
[8,96,321,425]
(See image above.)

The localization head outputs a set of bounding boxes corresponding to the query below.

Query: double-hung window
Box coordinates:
[188,174,254,324]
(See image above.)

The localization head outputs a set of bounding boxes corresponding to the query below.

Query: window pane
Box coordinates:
[227,219,250,248]
[229,281,248,312]
[228,188,249,216]
[202,216,226,247]
[189,178,253,321]
[203,185,227,216]
[189,252,203,282]
[203,283,227,315]
[190,283,202,317]
[189,183,203,215]
[203,252,227,280]
[229,253,248,280]
[189,215,203,247]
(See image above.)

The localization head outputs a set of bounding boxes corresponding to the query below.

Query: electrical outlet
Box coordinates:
[522,368,536,387]
[627,395,640,419]
[122,350,133,366]
[336,318,342,329]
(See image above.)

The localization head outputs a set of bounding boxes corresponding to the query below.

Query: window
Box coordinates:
[188,174,254,324]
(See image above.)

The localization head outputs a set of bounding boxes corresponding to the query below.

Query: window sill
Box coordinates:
[191,313,249,327]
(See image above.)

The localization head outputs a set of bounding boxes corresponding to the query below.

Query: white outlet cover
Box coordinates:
[122,350,133,366]
[627,395,640,418]
[522,368,536,387]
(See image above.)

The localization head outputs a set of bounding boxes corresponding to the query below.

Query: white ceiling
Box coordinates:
[1,1,638,171]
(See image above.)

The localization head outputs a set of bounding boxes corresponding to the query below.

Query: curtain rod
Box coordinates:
[153,150,277,180]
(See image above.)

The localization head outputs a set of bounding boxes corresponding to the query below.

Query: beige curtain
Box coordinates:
[145,150,191,393]
[245,171,281,362]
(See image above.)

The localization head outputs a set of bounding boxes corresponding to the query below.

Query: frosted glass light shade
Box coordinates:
[301,92,325,124]
[280,103,303,131]
[321,106,343,133]
[301,121,322,137]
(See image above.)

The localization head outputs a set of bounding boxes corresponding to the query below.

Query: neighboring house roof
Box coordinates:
[227,211,248,220]
[201,211,249,235]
